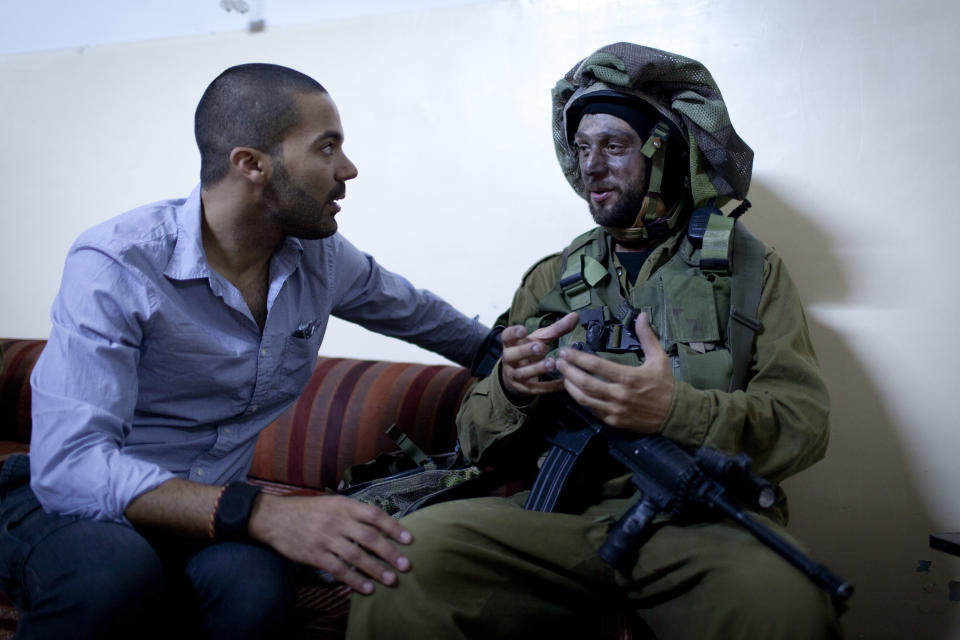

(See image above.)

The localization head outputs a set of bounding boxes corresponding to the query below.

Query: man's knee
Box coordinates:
[18,520,164,635]
[185,542,297,638]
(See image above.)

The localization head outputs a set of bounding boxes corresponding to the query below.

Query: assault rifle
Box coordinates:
[525,390,854,601]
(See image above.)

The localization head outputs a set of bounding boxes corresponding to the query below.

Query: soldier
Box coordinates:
[347,43,842,639]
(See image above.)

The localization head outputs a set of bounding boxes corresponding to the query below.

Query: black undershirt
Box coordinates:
[616,250,653,286]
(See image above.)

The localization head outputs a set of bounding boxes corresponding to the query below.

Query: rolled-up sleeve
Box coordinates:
[30,245,174,522]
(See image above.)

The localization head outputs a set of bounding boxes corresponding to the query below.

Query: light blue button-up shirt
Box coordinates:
[29,185,488,522]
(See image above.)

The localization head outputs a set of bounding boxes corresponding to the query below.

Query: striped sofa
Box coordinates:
[0,338,638,639]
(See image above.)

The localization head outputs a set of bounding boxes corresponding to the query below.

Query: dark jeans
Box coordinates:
[0,455,297,640]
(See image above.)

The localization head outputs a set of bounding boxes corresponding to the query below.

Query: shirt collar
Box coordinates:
[164,184,210,281]
[164,184,305,282]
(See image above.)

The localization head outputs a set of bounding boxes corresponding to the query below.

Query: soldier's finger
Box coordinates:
[530,312,579,342]
[511,357,558,385]
[557,347,634,384]
[562,378,617,416]
[502,341,547,369]
[556,352,616,399]
[500,325,529,348]
[633,312,666,361]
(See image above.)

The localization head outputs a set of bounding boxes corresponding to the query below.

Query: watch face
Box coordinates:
[219,490,248,523]
[216,484,261,538]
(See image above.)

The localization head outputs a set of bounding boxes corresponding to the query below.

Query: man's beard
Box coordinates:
[588,183,648,228]
[264,158,343,240]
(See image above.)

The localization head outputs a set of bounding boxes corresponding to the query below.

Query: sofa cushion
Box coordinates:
[248,357,473,490]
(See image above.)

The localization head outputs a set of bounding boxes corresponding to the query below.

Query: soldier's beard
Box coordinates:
[588,182,648,229]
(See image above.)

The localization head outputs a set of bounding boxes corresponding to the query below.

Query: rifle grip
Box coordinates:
[598,497,659,570]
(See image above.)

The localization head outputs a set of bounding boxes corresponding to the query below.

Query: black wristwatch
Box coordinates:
[213,481,263,542]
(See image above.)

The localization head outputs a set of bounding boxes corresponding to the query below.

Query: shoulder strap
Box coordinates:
[727,222,766,392]
[556,228,609,311]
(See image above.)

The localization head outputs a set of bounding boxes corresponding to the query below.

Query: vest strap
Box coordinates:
[386,424,431,467]
[727,224,766,392]
[641,122,672,221]
[701,214,735,272]
[559,251,608,310]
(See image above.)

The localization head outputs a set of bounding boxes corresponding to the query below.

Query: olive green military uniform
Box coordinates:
[346,225,841,639]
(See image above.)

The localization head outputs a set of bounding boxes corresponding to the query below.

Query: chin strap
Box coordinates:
[604,120,683,244]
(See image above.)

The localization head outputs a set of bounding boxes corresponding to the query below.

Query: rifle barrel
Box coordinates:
[713,494,854,600]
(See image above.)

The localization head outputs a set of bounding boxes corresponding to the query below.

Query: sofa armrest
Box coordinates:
[248,357,473,491]
[0,339,45,457]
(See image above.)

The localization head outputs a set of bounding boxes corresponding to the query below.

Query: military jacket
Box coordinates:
[456,225,830,520]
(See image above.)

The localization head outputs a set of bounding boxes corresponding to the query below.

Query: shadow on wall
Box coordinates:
[739,181,955,639]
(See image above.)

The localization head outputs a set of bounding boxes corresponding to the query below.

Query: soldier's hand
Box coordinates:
[249,494,412,595]
[499,311,579,400]
[555,312,673,434]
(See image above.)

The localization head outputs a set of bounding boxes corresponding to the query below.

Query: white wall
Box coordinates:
[1,0,958,637]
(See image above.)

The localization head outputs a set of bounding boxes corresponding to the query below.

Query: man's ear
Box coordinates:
[229,147,270,185]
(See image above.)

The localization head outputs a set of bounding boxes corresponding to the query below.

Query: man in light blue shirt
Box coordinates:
[0,63,488,639]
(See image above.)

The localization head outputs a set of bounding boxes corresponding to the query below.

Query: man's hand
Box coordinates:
[499,312,579,400]
[249,494,412,595]
[555,312,673,434]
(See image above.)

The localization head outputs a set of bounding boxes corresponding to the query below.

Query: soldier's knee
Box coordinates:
[394,501,482,577]
[714,553,841,638]
[347,500,499,639]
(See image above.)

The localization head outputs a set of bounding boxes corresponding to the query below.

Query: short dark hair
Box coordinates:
[194,63,327,186]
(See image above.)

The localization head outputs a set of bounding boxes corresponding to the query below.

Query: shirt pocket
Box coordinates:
[279,332,321,396]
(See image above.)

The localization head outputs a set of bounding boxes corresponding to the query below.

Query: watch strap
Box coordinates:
[213,481,262,542]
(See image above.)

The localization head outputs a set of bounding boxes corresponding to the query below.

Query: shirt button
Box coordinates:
[197,468,205,477]
[250,405,259,412]
[260,348,268,357]
[223,427,231,435]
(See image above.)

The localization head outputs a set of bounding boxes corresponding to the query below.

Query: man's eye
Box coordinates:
[320,144,335,157]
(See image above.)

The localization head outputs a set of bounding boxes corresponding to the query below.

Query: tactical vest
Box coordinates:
[528,213,766,393]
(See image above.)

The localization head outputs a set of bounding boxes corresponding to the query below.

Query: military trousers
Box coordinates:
[346,494,842,640]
